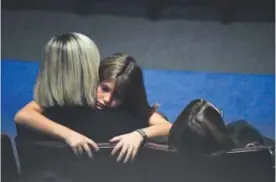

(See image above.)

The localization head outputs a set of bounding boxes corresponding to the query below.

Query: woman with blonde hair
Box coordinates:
[16,32,101,157]
[34,33,100,107]
[15,52,172,163]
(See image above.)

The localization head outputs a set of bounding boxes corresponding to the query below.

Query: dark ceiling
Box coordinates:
[2,0,275,24]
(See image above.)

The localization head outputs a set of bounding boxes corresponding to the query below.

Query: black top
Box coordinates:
[16,106,149,142]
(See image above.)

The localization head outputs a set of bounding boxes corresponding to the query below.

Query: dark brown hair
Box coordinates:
[99,53,154,120]
[169,99,235,156]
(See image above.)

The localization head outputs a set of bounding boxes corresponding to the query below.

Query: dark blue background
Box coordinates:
[2,60,275,138]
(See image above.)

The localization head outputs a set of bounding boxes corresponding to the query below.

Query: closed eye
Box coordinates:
[101,85,111,93]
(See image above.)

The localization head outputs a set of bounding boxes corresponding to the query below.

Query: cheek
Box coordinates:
[96,88,103,99]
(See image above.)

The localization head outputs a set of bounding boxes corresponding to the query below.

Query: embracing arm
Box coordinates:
[141,112,172,139]
[14,101,99,156]
[14,101,73,140]
[110,112,172,163]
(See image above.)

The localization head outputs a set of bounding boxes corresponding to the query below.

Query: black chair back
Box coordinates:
[15,139,274,182]
[1,133,20,182]
[141,143,275,182]
[15,140,144,182]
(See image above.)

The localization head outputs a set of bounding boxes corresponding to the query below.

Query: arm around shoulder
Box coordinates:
[14,101,72,140]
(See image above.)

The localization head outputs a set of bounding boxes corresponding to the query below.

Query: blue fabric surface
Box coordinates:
[1,60,275,138]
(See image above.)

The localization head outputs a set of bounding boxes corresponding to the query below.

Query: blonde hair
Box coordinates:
[34,32,100,107]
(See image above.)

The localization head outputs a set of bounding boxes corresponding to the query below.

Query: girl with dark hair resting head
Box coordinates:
[15,51,171,163]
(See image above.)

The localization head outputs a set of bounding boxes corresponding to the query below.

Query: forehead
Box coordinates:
[100,79,126,97]
[99,80,117,92]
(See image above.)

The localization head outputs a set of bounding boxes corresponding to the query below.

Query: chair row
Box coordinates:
[2,133,275,182]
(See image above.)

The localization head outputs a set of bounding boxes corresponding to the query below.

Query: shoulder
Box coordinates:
[103,108,149,128]
[95,108,141,122]
[43,105,96,122]
[43,105,95,112]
